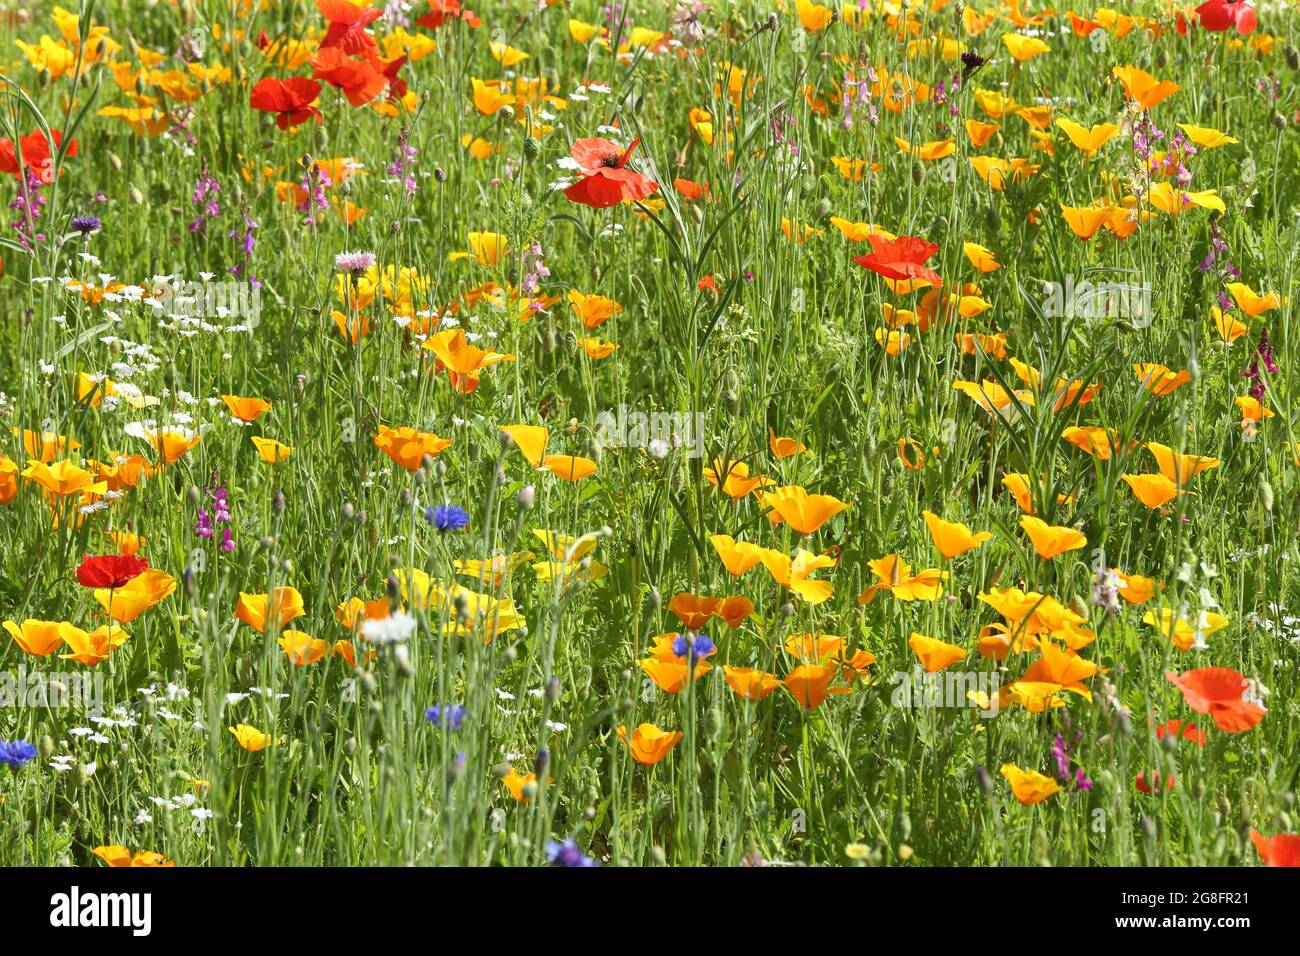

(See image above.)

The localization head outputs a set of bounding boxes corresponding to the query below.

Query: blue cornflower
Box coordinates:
[672,632,716,663]
[70,215,101,236]
[424,504,470,533]
[0,740,39,770]
[545,839,599,867]
[426,704,466,731]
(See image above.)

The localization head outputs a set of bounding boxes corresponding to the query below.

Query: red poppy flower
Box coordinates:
[1194,0,1256,34]
[250,77,324,129]
[1251,831,1300,867]
[564,138,659,209]
[1155,718,1206,747]
[374,54,409,100]
[1165,667,1266,734]
[1135,770,1174,793]
[311,48,388,106]
[76,554,149,590]
[318,0,383,56]
[673,177,709,201]
[853,234,944,287]
[0,129,78,182]
[415,0,480,30]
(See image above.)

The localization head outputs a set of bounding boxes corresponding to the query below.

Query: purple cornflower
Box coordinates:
[960,51,987,79]
[545,839,599,867]
[0,739,38,770]
[424,504,469,533]
[70,215,101,236]
[672,632,715,663]
[426,703,466,730]
[188,164,221,234]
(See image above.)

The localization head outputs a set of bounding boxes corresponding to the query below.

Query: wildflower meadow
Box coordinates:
[1,0,1299,873]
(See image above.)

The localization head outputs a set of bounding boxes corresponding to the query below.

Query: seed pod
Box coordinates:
[1286,44,1300,71]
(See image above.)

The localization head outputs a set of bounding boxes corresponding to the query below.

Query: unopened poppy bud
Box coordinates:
[342,501,355,521]
[545,677,561,702]
[129,185,144,205]
[495,462,507,485]
[565,417,579,436]
[651,845,667,865]
[1273,112,1287,129]
[490,763,511,779]
[38,735,54,758]
[648,588,661,609]
[273,490,286,513]
[499,429,516,450]
[543,326,557,352]
[814,197,832,220]
[1154,49,1167,69]
[434,166,446,183]
[281,558,294,574]
[187,485,201,505]
[260,535,276,551]
[517,485,536,510]
[523,135,541,161]
[779,602,795,618]
[1258,477,1274,513]
[108,152,122,172]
